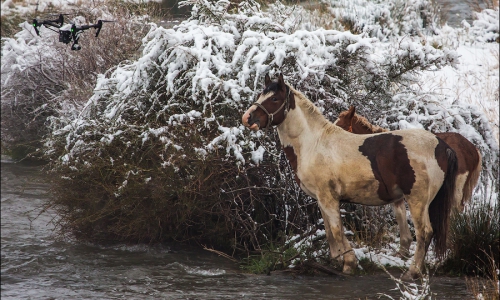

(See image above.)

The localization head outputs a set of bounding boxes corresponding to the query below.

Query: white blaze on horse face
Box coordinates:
[242,92,274,131]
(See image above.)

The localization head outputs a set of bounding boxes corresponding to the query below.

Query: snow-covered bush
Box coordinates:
[39,0,472,260]
[324,0,444,41]
[427,6,500,48]
[468,7,499,43]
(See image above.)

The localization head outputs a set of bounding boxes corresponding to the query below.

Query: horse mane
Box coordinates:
[353,112,388,133]
[290,86,339,134]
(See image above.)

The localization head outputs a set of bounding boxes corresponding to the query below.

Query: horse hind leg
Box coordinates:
[403,198,433,280]
[393,199,412,258]
[459,149,482,210]
[453,172,468,212]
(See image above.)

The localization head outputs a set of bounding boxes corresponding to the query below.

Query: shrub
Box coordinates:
[443,200,499,276]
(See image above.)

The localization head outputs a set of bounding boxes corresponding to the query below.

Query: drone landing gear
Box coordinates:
[71,43,82,51]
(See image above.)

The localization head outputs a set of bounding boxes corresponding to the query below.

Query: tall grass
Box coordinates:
[444,199,499,276]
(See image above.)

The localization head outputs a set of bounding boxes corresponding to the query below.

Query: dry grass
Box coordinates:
[467,0,499,11]
[465,250,499,300]
[297,1,343,31]
[443,200,499,277]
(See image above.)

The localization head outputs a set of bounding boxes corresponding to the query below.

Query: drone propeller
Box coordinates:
[45,13,70,17]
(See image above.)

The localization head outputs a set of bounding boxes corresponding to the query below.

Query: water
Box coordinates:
[435,0,487,27]
[1,158,474,299]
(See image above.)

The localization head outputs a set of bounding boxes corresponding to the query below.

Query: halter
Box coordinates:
[252,85,291,133]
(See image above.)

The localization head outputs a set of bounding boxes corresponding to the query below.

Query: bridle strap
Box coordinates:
[252,85,291,133]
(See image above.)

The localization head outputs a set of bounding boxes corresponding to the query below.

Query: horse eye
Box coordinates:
[272,97,277,102]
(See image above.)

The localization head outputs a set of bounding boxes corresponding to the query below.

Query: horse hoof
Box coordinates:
[342,265,355,275]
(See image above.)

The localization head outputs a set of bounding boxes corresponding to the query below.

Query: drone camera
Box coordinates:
[59,30,72,44]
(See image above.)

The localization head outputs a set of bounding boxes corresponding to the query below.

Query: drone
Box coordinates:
[32,14,114,50]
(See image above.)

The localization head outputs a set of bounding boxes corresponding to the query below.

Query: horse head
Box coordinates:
[335,106,384,134]
[334,106,356,133]
[242,73,295,131]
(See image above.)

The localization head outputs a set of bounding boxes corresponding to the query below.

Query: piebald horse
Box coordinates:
[242,74,458,280]
[334,106,482,256]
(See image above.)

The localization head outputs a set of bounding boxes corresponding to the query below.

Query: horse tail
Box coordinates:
[429,146,458,259]
[461,149,482,208]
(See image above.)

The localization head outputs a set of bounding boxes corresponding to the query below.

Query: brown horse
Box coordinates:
[335,106,482,212]
[242,74,458,280]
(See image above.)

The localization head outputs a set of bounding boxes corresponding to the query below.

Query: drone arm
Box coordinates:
[73,21,103,37]
[33,14,64,36]
[43,20,63,28]
[76,24,97,31]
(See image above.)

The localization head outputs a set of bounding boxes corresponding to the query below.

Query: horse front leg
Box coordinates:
[319,207,342,263]
[392,199,412,258]
[318,198,357,274]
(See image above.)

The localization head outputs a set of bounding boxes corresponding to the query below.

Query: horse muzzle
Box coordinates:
[242,107,260,131]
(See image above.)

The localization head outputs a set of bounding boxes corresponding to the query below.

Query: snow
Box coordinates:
[251,146,265,165]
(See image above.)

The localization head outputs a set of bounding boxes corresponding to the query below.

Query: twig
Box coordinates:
[303,260,347,277]
[202,245,238,262]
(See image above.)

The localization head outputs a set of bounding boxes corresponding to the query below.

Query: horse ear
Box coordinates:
[278,73,286,91]
[264,73,271,86]
[347,106,356,118]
